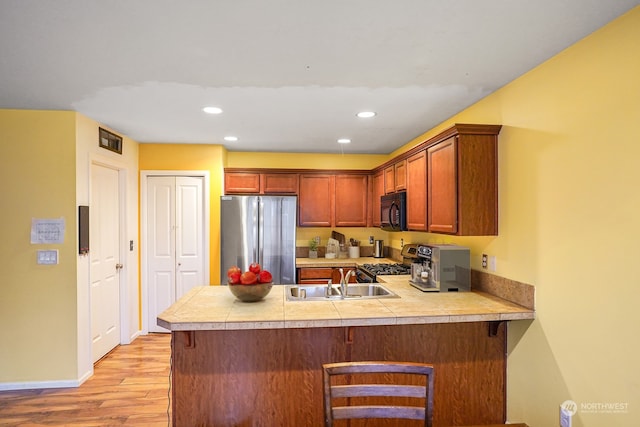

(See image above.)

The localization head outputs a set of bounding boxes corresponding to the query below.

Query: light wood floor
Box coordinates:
[0,333,171,426]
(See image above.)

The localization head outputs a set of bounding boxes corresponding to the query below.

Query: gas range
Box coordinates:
[355,262,411,283]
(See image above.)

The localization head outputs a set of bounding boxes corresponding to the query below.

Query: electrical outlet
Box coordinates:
[482,254,488,269]
[400,238,404,248]
[369,236,374,244]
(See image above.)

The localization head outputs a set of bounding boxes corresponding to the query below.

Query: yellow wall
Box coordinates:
[0,110,79,382]
[139,144,226,284]
[392,8,640,426]
[0,110,140,386]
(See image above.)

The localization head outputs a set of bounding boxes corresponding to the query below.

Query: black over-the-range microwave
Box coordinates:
[380,191,407,232]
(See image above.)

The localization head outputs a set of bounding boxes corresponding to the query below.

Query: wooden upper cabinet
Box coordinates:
[334,174,368,227]
[224,123,499,235]
[298,173,368,227]
[427,130,498,235]
[225,172,298,194]
[262,173,298,194]
[298,174,334,227]
[371,170,384,227]
[384,166,395,194]
[406,150,427,231]
[384,160,406,194]
[224,172,261,194]
[428,137,457,234]
[394,160,407,191]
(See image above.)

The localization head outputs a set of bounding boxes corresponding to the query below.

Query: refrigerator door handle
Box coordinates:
[257,197,264,266]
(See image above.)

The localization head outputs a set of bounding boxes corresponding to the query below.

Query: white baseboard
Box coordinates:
[1,333,146,392]
[0,378,84,391]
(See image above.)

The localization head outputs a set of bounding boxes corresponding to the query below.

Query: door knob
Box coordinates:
[116,263,123,270]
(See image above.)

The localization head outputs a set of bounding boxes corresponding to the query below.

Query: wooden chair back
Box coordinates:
[322,361,434,427]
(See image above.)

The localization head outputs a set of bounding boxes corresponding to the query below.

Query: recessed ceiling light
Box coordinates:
[356,111,376,118]
[203,106,223,114]
[224,136,238,142]
[337,138,351,144]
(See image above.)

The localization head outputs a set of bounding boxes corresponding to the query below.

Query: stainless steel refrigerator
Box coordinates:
[220,195,297,284]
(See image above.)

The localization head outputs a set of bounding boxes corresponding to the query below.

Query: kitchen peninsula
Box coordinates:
[158,279,534,426]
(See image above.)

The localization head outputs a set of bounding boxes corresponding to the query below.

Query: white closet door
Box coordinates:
[147,176,204,333]
[175,177,205,298]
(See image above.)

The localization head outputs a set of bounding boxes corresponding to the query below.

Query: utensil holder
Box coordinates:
[348,246,360,258]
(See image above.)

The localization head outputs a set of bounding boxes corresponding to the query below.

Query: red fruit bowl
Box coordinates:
[228,282,273,302]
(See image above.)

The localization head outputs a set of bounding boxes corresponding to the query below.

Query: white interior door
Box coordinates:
[175,177,204,297]
[147,176,205,333]
[90,163,121,362]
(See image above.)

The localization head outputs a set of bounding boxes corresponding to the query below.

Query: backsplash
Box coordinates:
[471,270,535,310]
[296,245,378,258]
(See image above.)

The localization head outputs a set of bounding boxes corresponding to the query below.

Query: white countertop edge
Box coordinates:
[500,312,536,321]
[160,312,535,331]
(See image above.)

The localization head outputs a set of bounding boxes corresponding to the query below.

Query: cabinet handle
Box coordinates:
[345,326,354,344]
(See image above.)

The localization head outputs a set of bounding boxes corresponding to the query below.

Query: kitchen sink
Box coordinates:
[288,285,341,299]
[341,284,396,298]
[285,284,398,301]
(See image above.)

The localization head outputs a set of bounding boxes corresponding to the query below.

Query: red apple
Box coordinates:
[258,270,272,284]
[240,271,258,285]
[249,262,261,274]
[229,271,241,284]
[227,265,241,279]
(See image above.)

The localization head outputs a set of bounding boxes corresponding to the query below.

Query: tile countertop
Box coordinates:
[157,275,535,331]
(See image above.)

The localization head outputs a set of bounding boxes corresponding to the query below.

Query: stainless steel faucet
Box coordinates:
[339,268,355,298]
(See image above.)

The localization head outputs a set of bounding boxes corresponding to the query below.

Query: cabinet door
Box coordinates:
[406,150,427,231]
[298,267,333,284]
[224,172,260,194]
[262,173,298,194]
[334,174,368,227]
[428,136,457,234]
[384,166,395,194]
[371,170,384,227]
[394,160,407,191]
[331,267,357,284]
[298,174,334,227]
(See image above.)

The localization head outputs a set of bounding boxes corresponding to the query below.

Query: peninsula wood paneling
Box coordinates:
[171,322,506,426]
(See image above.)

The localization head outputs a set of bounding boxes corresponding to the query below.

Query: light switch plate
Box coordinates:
[37,249,59,265]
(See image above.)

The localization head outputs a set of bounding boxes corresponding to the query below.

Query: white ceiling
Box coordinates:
[1,1,638,154]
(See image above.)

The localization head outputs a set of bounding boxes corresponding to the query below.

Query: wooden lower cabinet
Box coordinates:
[297,267,357,284]
[171,322,506,426]
[297,267,333,284]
